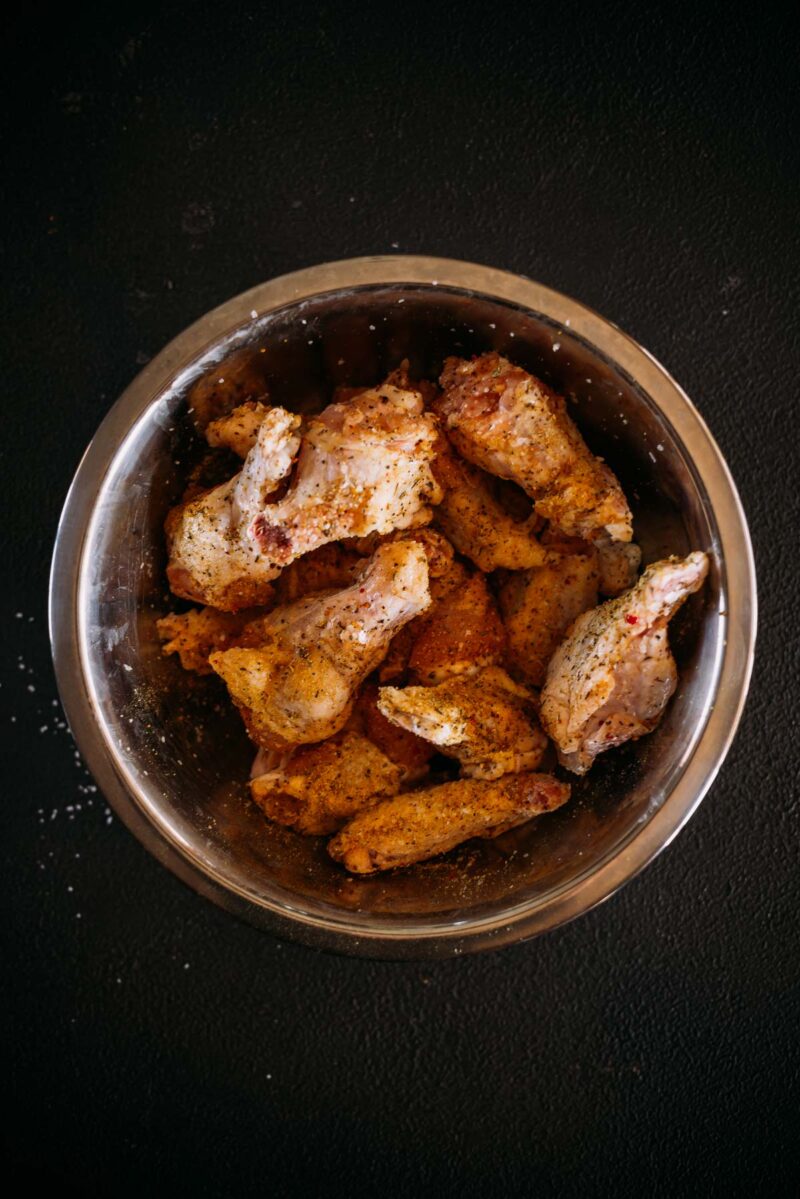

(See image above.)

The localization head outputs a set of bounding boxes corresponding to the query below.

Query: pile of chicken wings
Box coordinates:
[157,351,708,874]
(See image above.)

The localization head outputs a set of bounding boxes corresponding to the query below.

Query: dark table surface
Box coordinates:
[4,3,799,1195]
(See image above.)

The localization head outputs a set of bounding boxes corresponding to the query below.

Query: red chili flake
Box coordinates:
[625,614,639,625]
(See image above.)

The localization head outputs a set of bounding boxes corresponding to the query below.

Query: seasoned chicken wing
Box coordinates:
[497,548,600,687]
[209,541,431,750]
[250,730,402,835]
[328,772,570,874]
[435,353,632,543]
[410,563,503,681]
[432,439,550,571]
[540,551,709,774]
[378,666,547,780]
[156,604,270,674]
[248,380,442,569]
[166,406,302,609]
[206,400,271,458]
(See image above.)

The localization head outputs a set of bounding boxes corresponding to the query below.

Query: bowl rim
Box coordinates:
[49,255,757,958]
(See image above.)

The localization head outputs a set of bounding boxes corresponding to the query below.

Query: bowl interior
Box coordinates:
[76,283,723,934]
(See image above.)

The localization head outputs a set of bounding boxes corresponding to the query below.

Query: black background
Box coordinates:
[3,3,799,1195]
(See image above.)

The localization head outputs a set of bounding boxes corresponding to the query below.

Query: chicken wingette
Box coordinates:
[248,379,442,567]
[328,773,570,874]
[432,439,550,571]
[435,353,632,543]
[377,667,547,780]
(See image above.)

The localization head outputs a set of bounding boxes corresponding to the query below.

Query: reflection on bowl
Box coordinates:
[49,257,756,957]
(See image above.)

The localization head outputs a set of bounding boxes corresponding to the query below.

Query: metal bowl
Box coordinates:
[49,256,756,958]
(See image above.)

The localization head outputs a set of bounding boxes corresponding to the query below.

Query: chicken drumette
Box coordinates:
[435,353,632,544]
[540,551,709,773]
[209,541,431,751]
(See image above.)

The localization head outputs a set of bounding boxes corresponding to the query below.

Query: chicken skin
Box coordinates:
[406,566,506,685]
[540,551,709,774]
[250,730,402,836]
[328,772,570,874]
[248,380,442,569]
[435,353,632,544]
[166,406,302,609]
[377,557,505,685]
[156,604,271,674]
[208,541,431,751]
[432,440,550,571]
[497,548,600,687]
[378,666,547,780]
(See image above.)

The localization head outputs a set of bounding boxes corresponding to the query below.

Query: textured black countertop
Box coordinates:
[4,3,798,1195]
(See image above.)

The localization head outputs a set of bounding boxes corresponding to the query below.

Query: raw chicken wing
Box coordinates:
[250,730,402,835]
[378,666,547,780]
[249,380,442,569]
[209,541,431,750]
[540,551,709,773]
[497,548,600,687]
[435,353,632,543]
[328,773,570,874]
[166,406,302,609]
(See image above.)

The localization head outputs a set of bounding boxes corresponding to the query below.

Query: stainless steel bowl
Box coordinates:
[49,256,756,957]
